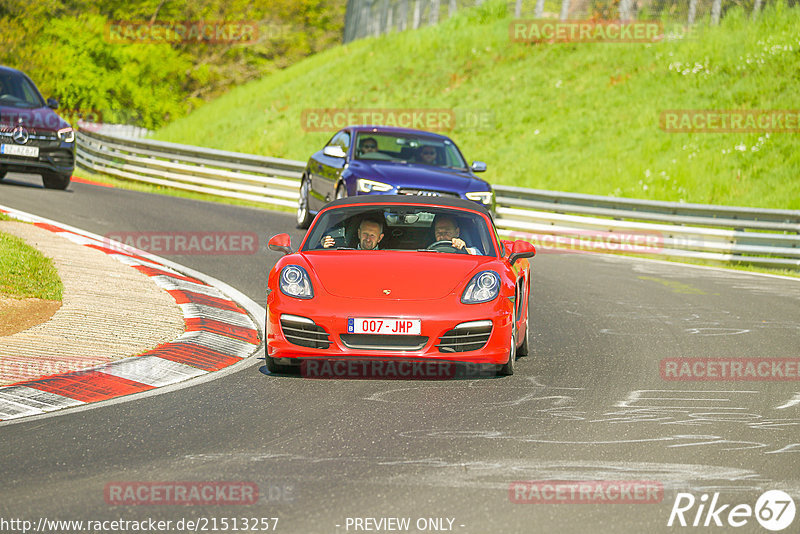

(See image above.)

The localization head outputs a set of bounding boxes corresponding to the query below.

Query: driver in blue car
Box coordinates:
[432,215,480,255]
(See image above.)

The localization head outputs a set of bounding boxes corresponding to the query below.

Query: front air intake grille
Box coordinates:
[44,150,75,167]
[437,321,492,353]
[280,316,330,349]
[340,334,428,351]
[397,188,460,198]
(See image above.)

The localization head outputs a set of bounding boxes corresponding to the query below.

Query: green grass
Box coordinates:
[152,0,800,209]
[0,229,63,300]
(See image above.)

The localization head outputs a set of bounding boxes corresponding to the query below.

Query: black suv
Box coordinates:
[0,66,74,189]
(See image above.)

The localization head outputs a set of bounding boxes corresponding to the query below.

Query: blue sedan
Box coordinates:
[296,125,494,228]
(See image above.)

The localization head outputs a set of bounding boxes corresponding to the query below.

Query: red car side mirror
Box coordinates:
[268,233,293,255]
[509,240,535,266]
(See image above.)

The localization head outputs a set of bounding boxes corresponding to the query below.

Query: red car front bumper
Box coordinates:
[266,289,515,365]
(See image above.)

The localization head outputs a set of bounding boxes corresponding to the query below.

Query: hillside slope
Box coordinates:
[154,0,800,208]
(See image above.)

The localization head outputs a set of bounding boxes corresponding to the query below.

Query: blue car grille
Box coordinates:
[397,188,460,198]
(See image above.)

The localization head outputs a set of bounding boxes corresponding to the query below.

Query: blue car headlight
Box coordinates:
[357,178,393,193]
[466,191,493,205]
[461,271,500,304]
[279,265,313,299]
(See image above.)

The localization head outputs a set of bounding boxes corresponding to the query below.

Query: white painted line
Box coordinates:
[175,331,257,359]
[150,275,224,298]
[0,386,84,419]
[109,253,183,273]
[58,232,104,247]
[179,303,255,328]
[99,356,207,387]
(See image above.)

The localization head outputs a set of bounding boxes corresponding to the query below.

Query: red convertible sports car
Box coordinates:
[266,195,535,377]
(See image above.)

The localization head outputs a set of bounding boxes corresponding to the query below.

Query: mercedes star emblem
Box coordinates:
[12,126,29,145]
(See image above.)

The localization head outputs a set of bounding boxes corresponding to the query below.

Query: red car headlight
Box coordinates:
[279,265,314,299]
[461,271,500,304]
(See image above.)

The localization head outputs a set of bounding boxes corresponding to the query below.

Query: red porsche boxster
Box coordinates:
[265,195,535,377]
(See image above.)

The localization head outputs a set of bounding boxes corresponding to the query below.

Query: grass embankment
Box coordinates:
[0,226,63,301]
[152,0,800,209]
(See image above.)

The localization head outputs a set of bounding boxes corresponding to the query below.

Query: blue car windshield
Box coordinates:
[302,205,497,257]
[354,133,468,169]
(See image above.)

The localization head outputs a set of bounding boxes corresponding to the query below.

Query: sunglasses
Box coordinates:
[362,144,377,149]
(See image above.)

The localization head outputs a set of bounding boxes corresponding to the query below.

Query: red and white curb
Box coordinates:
[0,206,262,421]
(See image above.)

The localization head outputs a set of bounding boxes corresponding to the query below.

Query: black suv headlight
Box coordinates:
[57,127,75,143]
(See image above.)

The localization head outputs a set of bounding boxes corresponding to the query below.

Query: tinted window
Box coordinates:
[0,71,44,108]
[327,131,351,151]
[353,132,467,169]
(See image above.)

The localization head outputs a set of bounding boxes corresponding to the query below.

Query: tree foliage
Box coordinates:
[0,0,345,128]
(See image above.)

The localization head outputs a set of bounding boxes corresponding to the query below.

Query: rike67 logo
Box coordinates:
[667,490,796,531]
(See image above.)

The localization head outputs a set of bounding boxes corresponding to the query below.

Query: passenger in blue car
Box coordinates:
[416,146,438,165]
[359,137,378,154]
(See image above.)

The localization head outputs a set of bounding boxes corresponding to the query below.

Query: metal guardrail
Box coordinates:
[76,129,800,269]
[76,130,304,209]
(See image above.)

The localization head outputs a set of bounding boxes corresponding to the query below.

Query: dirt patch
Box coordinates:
[0,296,61,336]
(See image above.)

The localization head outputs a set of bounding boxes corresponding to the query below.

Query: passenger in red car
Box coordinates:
[322,217,385,250]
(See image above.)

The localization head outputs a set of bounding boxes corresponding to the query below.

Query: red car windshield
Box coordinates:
[302,205,497,256]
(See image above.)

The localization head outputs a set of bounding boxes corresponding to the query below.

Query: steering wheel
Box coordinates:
[427,240,468,254]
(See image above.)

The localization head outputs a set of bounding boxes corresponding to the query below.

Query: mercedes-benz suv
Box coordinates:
[0,66,74,189]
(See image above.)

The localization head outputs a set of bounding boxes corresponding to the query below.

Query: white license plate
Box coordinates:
[1,144,39,158]
[348,317,421,335]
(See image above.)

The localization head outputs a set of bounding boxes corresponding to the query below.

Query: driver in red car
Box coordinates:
[432,215,480,255]
[322,217,385,250]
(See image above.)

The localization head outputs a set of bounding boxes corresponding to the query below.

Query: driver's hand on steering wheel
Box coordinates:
[451,238,466,250]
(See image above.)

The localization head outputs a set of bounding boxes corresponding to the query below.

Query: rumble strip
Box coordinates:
[0,207,261,421]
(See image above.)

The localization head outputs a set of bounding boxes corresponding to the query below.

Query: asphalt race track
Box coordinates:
[1,173,799,534]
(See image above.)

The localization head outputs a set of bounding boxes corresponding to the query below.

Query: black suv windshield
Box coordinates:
[0,70,45,109]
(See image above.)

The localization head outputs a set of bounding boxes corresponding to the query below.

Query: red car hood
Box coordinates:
[303,251,490,300]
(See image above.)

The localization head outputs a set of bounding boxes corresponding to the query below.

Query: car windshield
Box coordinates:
[302,205,497,256]
[353,132,468,169]
[0,71,45,109]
